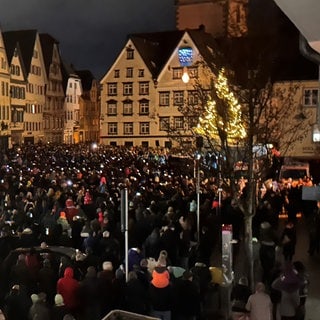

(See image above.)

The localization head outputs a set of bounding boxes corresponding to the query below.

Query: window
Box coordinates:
[107,83,117,96]
[159,92,170,106]
[188,91,199,105]
[124,122,133,135]
[126,49,134,60]
[123,100,133,115]
[303,89,318,106]
[114,69,120,78]
[172,67,183,79]
[159,117,170,131]
[123,82,133,96]
[108,122,118,135]
[313,124,320,142]
[173,91,184,105]
[138,69,144,77]
[140,122,150,134]
[126,68,133,78]
[139,100,149,115]
[174,116,184,130]
[107,100,117,115]
[188,67,198,78]
[139,82,149,95]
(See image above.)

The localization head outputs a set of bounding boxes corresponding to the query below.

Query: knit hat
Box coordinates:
[54,294,64,306]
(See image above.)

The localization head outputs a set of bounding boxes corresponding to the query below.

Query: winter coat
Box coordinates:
[56,267,80,312]
[149,283,173,312]
[172,278,201,317]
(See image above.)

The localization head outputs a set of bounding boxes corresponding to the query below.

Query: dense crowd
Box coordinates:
[0,143,316,320]
[0,143,224,320]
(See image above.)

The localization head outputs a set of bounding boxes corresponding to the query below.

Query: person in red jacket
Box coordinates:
[56,267,80,316]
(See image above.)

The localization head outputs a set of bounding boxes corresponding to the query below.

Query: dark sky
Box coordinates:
[0,0,176,80]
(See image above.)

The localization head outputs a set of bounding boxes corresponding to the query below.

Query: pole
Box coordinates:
[197,157,200,244]
[194,153,201,244]
[121,188,129,281]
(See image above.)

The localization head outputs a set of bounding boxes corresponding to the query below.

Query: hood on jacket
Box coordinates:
[64,267,74,278]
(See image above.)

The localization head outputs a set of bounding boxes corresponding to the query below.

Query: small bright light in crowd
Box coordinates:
[91,142,98,150]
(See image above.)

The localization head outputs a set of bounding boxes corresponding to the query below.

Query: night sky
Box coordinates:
[0,0,176,80]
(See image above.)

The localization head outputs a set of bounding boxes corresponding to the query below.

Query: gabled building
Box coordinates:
[61,62,82,144]
[40,33,65,143]
[100,28,218,148]
[4,39,27,146]
[77,70,100,143]
[3,30,47,145]
[0,29,10,149]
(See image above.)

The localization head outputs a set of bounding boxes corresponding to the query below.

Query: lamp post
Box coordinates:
[194,152,201,243]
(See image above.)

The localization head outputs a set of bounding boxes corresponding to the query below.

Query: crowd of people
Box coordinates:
[0,142,315,320]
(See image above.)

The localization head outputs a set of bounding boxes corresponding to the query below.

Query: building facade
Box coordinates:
[77,70,100,143]
[62,63,82,144]
[3,30,47,145]
[100,29,215,149]
[0,30,11,149]
[40,34,65,144]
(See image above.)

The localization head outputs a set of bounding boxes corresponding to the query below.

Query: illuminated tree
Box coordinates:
[196,67,246,147]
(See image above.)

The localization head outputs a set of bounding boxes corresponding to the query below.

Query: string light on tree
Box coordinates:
[196,68,246,143]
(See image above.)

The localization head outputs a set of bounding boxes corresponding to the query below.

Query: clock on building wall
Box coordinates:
[178,47,193,67]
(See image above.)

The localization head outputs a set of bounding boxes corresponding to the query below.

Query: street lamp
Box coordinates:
[194,151,201,243]
[182,67,190,84]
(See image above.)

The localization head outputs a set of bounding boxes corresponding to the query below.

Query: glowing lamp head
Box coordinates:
[182,67,190,83]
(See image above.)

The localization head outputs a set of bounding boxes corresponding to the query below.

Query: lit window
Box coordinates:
[303,89,318,107]
[313,124,320,142]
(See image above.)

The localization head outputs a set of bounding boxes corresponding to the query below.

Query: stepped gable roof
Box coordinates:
[2,29,37,75]
[129,30,185,79]
[40,33,60,77]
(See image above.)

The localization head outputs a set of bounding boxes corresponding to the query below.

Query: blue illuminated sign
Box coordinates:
[178,47,193,67]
